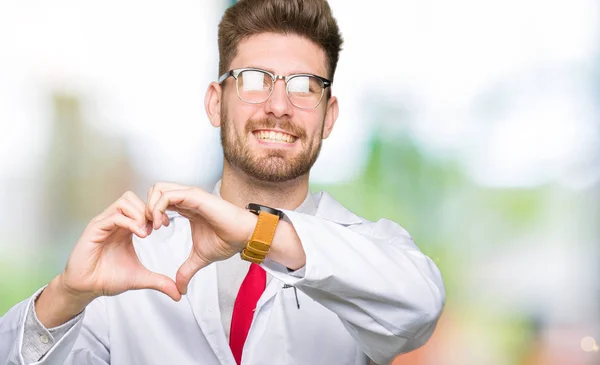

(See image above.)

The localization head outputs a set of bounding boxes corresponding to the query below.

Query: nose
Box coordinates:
[264,77,293,118]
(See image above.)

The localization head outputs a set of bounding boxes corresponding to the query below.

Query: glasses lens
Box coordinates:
[287,76,324,109]
[237,70,272,103]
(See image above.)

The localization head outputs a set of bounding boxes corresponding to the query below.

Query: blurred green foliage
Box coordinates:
[0,255,57,315]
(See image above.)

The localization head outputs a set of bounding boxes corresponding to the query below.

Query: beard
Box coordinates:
[220,108,324,183]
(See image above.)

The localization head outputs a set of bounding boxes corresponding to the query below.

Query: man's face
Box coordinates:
[218,33,335,183]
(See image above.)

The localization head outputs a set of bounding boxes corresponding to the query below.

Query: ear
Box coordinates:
[205,82,223,128]
[322,95,339,139]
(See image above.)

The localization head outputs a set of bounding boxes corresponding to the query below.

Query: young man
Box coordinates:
[0,0,445,364]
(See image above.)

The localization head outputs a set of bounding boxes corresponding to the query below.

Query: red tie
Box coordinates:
[229,263,266,365]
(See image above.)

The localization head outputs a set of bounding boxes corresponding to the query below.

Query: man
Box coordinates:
[0,0,445,364]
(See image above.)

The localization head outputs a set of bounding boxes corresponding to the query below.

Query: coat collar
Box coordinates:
[211,179,362,225]
[212,179,318,216]
[312,191,363,226]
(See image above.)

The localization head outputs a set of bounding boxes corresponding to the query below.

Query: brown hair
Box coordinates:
[218,0,343,81]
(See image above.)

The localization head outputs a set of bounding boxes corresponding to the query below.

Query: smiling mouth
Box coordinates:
[253,130,298,144]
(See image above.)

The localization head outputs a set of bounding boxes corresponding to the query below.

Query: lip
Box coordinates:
[255,138,295,147]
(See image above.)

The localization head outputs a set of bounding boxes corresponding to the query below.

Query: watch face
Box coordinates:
[247,203,285,219]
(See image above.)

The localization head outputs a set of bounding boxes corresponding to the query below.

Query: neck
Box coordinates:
[219,161,310,210]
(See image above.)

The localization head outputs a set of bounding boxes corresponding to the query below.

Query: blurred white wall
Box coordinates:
[1,0,597,188]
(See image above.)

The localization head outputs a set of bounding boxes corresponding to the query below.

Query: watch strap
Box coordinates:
[241,210,280,264]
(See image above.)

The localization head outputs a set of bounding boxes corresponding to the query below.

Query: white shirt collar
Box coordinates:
[211,179,318,216]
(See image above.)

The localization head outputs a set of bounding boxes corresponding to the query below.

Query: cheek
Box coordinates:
[222,90,246,126]
[302,113,326,138]
[223,108,250,136]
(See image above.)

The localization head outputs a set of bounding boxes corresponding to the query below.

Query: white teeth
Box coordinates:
[254,131,296,143]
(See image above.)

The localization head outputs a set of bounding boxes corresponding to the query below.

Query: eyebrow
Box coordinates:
[244,65,322,77]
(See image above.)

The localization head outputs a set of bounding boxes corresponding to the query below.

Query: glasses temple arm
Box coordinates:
[218,71,233,84]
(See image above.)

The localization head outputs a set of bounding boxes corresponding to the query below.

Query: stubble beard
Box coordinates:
[220,108,324,183]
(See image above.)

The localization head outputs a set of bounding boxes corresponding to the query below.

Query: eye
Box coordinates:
[239,70,271,91]
[287,76,312,94]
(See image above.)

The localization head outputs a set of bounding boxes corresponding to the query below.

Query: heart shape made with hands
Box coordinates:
[56,183,257,321]
[144,182,257,295]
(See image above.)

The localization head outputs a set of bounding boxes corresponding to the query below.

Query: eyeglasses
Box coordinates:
[218,67,332,110]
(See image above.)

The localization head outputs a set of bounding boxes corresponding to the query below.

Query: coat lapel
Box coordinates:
[166,213,235,365]
[186,263,237,365]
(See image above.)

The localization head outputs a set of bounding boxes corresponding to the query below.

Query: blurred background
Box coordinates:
[1,0,598,364]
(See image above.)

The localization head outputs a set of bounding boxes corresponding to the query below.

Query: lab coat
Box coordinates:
[0,191,445,365]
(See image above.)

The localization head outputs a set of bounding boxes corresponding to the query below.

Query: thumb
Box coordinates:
[134,270,182,302]
[176,253,209,295]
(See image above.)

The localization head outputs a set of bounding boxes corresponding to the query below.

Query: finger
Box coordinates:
[147,182,189,222]
[94,191,142,223]
[147,185,164,224]
[145,186,155,222]
[95,213,147,238]
[154,188,209,217]
[145,221,153,235]
[133,269,182,302]
[93,199,122,223]
[176,253,210,295]
[122,191,147,219]
[116,197,145,227]
[151,190,189,230]
[120,192,152,233]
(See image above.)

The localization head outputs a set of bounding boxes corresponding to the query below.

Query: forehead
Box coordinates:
[230,32,328,77]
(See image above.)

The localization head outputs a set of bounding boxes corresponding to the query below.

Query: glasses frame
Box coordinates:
[218,67,332,110]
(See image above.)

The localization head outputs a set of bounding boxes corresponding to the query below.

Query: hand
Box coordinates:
[60,191,181,303]
[146,182,257,294]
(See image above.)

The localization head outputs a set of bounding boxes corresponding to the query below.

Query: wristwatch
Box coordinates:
[241,204,285,264]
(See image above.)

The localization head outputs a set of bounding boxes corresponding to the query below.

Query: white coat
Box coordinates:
[1,191,445,365]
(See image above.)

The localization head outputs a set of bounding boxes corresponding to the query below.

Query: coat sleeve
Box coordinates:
[262,211,446,365]
[0,288,110,365]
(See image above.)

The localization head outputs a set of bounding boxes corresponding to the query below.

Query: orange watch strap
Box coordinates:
[241,211,280,264]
